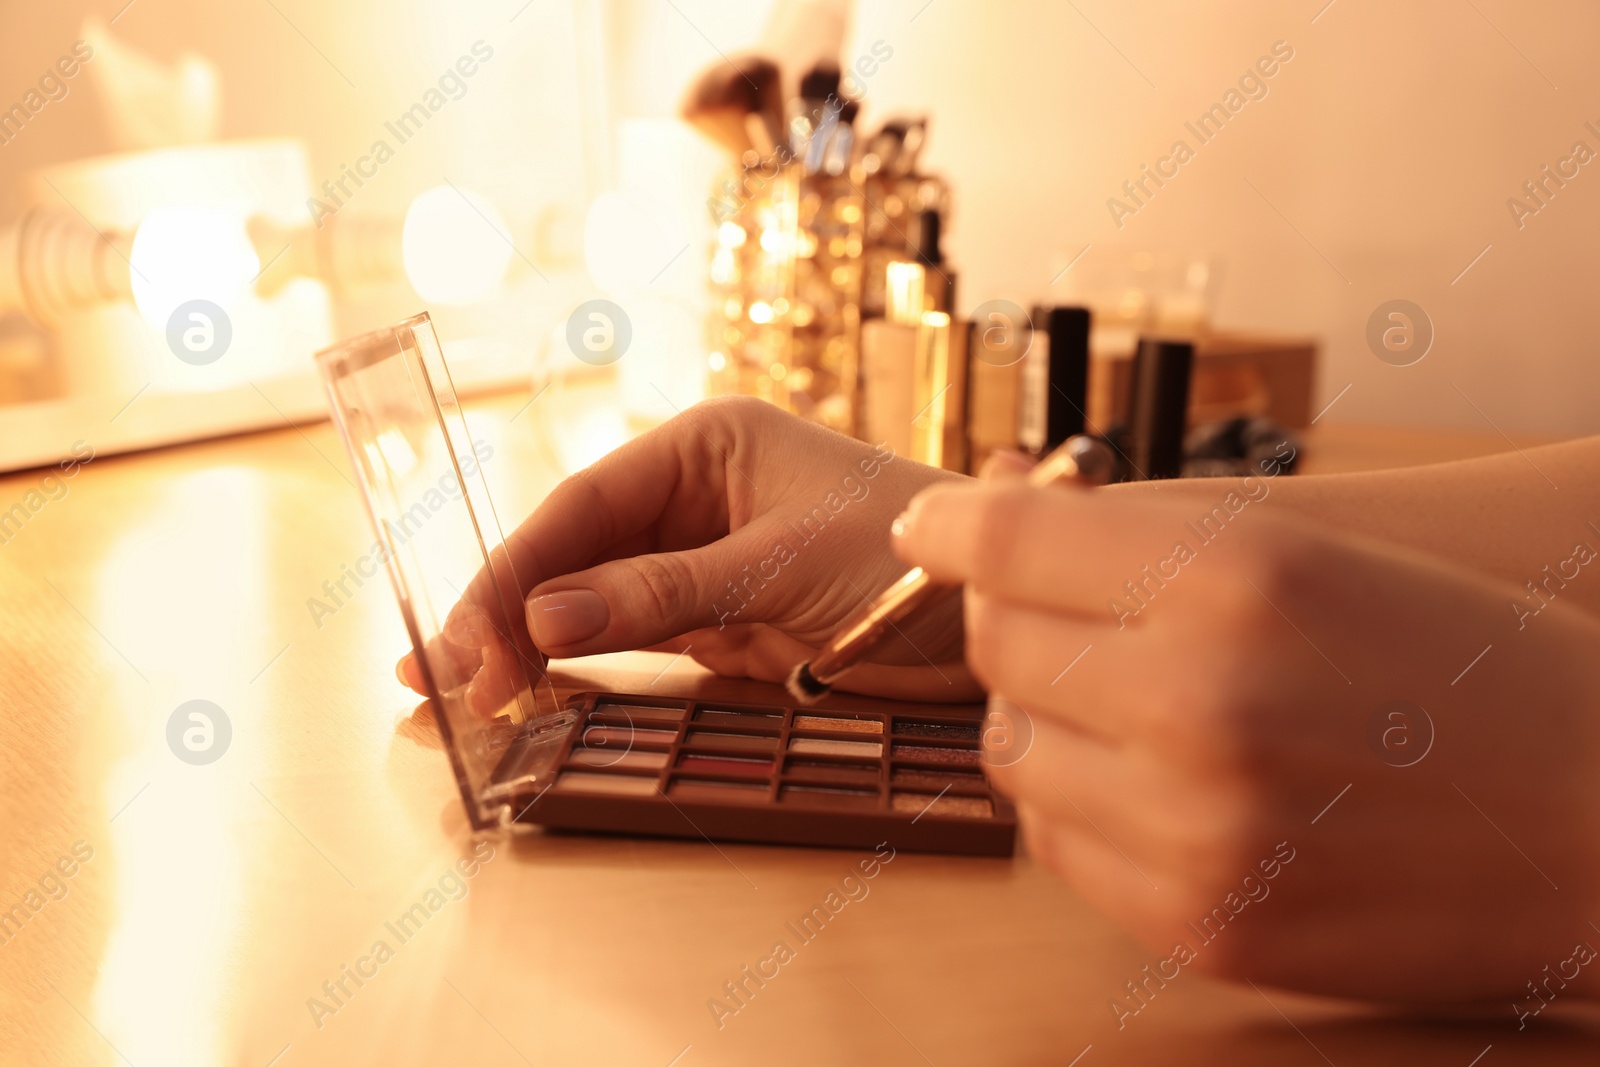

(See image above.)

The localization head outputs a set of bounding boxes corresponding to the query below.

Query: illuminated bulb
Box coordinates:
[708,351,727,372]
[129,205,259,329]
[748,301,774,325]
[717,221,747,248]
[402,185,514,305]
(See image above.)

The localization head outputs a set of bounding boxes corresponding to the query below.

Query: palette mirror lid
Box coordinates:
[316,311,570,829]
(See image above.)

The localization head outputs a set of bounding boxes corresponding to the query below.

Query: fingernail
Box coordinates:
[396,654,425,690]
[526,589,609,648]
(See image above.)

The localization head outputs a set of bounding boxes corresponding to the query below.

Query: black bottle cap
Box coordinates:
[915,210,942,268]
[1035,305,1091,451]
[1126,338,1194,480]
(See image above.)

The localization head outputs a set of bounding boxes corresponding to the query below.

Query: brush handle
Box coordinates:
[807,567,952,686]
[806,435,1114,687]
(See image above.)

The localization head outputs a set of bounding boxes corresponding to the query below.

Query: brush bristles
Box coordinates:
[785,662,831,706]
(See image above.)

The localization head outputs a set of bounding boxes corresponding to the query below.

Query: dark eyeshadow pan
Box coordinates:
[894,720,980,741]
[891,743,982,766]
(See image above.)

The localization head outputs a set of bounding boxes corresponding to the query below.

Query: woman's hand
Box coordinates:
[894,476,1600,1003]
[400,397,977,709]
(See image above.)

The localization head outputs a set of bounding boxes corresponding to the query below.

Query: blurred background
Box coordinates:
[2,0,1597,477]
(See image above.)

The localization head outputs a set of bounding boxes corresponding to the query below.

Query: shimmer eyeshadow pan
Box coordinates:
[892,766,984,789]
[793,714,884,735]
[789,737,883,758]
[894,720,979,741]
[501,693,1015,856]
[892,743,981,766]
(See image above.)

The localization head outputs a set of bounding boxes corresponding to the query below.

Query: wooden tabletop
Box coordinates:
[3,385,1596,1066]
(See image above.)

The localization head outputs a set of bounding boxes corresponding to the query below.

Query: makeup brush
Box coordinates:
[786,434,1116,705]
[680,55,784,160]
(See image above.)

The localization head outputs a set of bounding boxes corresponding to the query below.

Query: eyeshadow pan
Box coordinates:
[555,771,660,796]
[679,753,773,777]
[789,738,883,757]
[892,792,994,818]
[780,785,878,810]
[793,714,883,735]
[670,778,767,802]
[596,703,687,723]
[784,759,882,788]
[684,729,778,753]
[695,708,783,726]
[581,725,676,748]
[894,720,980,741]
[892,766,984,789]
[892,743,980,765]
[567,747,669,771]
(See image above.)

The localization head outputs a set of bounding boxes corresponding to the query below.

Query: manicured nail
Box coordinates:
[396,654,423,690]
[526,589,609,648]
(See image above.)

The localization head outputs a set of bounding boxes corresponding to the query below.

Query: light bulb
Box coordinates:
[402,185,514,306]
[128,206,260,330]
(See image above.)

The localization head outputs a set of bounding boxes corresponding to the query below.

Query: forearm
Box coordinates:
[1113,436,1600,620]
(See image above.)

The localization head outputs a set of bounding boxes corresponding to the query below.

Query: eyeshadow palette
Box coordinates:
[503,693,1016,856]
[317,314,1013,858]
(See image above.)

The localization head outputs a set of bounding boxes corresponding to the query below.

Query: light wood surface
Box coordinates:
[3,388,1596,1066]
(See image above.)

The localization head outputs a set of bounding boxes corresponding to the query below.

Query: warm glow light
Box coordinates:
[749,301,774,325]
[717,220,747,248]
[402,185,514,305]
[708,351,727,372]
[128,205,260,330]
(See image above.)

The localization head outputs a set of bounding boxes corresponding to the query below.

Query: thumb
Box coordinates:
[523,536,770,656]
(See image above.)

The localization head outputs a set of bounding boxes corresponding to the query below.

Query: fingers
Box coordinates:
[893,481,1235,622]
[522,526,779,657]
[446,399,749,640]
[965,591,1151,741]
